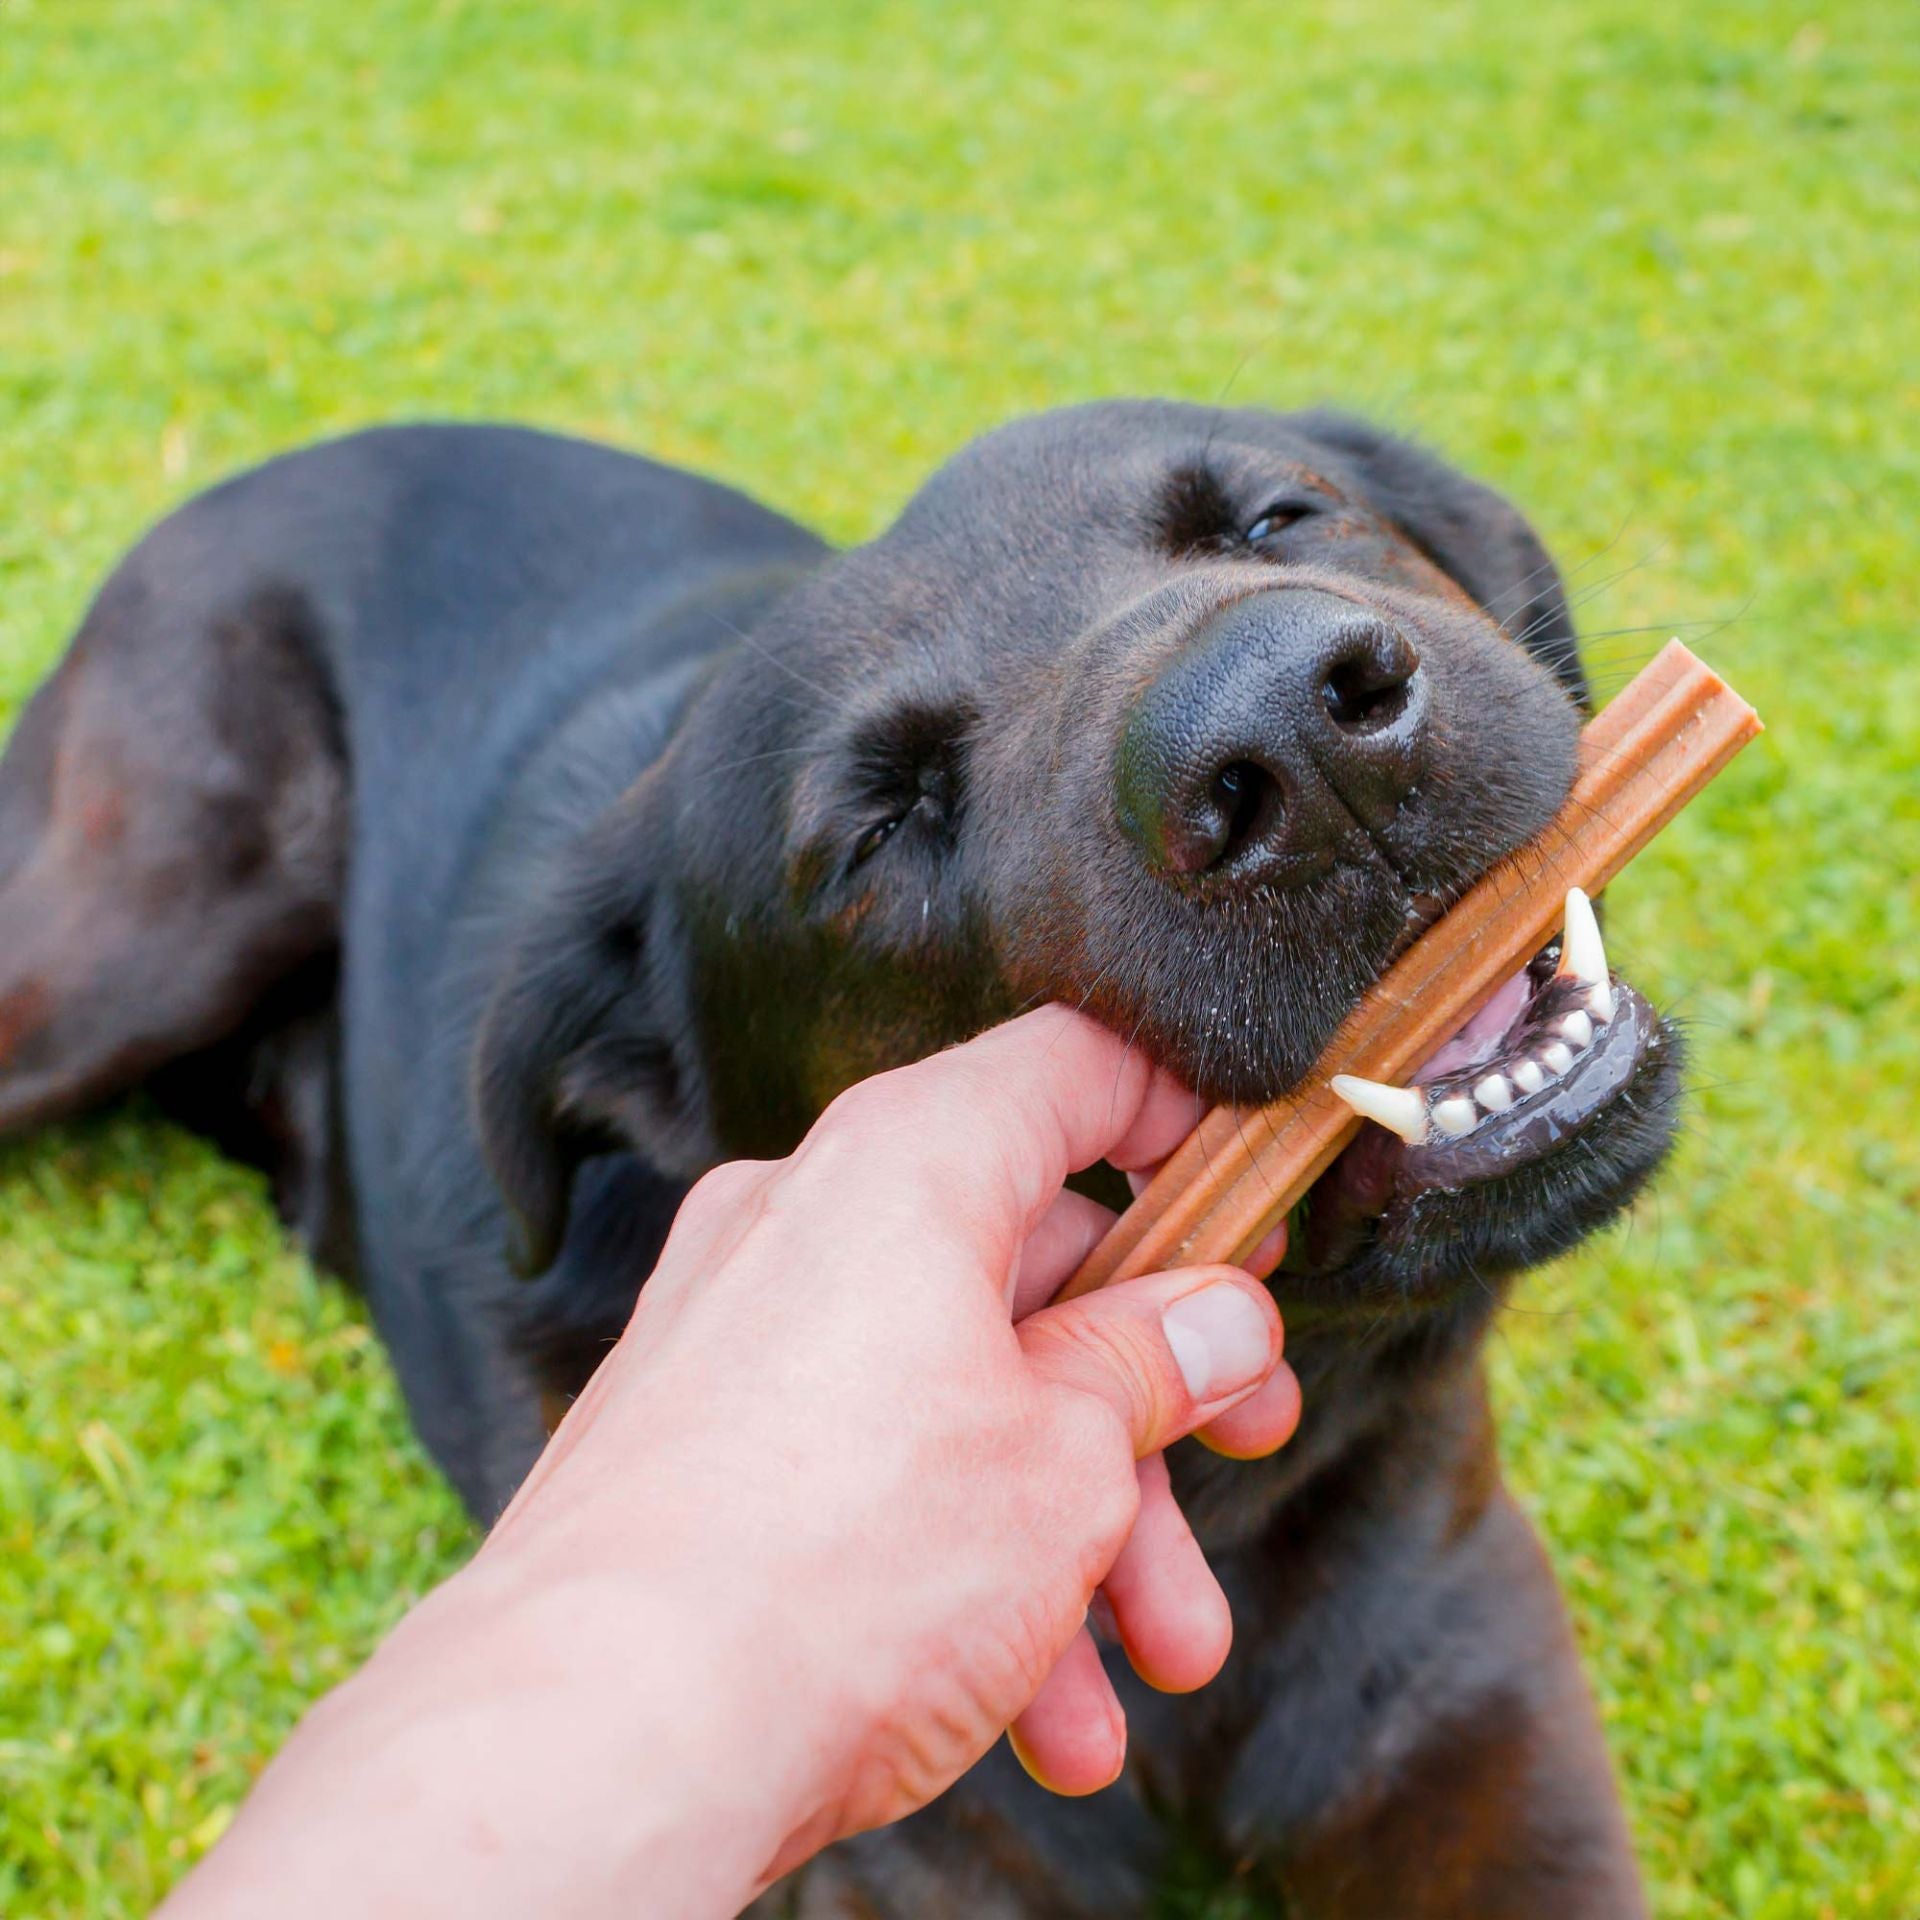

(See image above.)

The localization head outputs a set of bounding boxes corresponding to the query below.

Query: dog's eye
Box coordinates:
[848,760,959,873]
[1244,501,1315,544]
[851,810,910,867]
[837,704,971,881]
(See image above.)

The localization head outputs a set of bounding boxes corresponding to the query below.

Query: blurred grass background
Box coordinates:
[1,1,1914,1914]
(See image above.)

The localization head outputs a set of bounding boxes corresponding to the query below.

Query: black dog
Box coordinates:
[0,406,1676,1916]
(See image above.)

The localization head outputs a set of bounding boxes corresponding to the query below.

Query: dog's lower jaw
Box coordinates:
[1181,1023,1680,1555]
[1266,1008,1685,1328]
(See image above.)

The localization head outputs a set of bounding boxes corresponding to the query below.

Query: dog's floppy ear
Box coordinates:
[471,816,710,1276]
[1295,411,1590,709]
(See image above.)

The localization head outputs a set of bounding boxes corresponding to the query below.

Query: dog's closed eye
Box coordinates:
[851,779,943,867]
[1155,462,1329,557]
[846,708,969,874]
[783,701,976,896]
[1244,499,1320,544]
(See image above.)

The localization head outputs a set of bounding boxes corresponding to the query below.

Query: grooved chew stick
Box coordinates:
[1057,641,1762,1299]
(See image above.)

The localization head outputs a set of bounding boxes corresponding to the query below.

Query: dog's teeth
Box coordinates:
[1588,981,1616,1024]
[1561,1009,1594,1049]
[1541,1040,1574,1075]
[1330,1074,1429,1145]
[1431,1096,1479,1138]
[1558,886,1608,987]
[1512,1059,1547,1095]
[1473,1073,1514,1113]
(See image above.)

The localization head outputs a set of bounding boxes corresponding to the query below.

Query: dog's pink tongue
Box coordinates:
[1414,965,1534,1082]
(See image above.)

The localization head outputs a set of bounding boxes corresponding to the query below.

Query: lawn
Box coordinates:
[1,1,1915,1914]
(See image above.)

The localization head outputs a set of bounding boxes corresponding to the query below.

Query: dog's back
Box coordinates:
[0,423,824,1506]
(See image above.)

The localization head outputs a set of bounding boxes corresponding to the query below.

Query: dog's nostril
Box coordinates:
[1322,656,1414,734]
[1212,760,1275,866]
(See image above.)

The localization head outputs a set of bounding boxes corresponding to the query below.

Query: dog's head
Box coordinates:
[476,402,1680,1319]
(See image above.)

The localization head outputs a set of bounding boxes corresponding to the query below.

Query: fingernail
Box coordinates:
[1162,1284,1272,1402]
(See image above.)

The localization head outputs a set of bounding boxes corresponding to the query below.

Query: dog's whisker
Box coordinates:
[702,609,839,703]
[698,745,818,779]
[1510,561,1666,654]
[1481,496,1646,631]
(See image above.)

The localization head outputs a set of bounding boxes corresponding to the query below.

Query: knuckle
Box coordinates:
[809,1074,926,1171]
[683,1158,767,1216]
[1049,1376,1115,1449]
[811,1073,991,1216]
[818,1075,889,1133]
[1076,1427,1142,1547]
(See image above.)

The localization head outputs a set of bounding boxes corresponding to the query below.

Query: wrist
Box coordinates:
[390,1554,821,1911]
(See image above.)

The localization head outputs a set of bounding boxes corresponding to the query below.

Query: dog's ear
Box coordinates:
[1294,411,1590,709]
[471,818,710,1277]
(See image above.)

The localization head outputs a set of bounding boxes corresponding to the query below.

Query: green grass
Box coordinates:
[1,2,1914,1913]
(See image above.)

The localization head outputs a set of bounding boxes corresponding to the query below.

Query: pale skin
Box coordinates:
[163,1008,1301,1920]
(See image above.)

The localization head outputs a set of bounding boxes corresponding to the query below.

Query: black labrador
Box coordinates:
[0,405,1677,1916]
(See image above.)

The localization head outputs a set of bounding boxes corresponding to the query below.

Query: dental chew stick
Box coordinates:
[1057,640,1762,1301]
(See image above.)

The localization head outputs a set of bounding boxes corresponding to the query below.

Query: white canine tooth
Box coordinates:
[1541,1040,1575,1075]
[1431,1096,1479,1138]
[1330,1074,1429,1146]
[1588,981,1616,1024]
[1473,1073,1515,1113]
[1512,1059,1547,1095]
[1561,1009,1594,1049]
[1558,886,1608,987]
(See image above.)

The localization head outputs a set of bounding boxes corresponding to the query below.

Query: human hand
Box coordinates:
[168,1008,1298,1920]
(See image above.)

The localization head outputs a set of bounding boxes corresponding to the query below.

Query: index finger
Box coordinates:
[795,1007,1204,1264]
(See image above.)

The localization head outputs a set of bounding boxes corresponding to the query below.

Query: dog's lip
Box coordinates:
[1399,975,1659,1181]
[1324,884,1634,1157]
[1292,933,1663,1266]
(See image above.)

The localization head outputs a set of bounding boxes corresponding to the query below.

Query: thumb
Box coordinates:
[1017,1268,1284,1458]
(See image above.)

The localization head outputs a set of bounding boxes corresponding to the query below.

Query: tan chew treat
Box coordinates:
[1058,640,1762,1299]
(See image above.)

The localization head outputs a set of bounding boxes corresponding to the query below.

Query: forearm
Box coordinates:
[163,1560,808,1920]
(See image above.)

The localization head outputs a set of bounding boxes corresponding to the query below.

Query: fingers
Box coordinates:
[1009,1187,1119,1318]
[1016,1164,1283,1322]
[1101,1454,1232,1693]
[1011,1458,1235,1792]
[1125,1156,1289,1279]
[1018,1266,1286,1459]
[1239,1216,1289,1281]
[1195,1359,1303,1460]
[1008,1625,1126,1795]
[799,1008,1202,1265]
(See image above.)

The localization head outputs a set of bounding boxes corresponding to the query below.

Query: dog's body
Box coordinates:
[0,409,1670,1915]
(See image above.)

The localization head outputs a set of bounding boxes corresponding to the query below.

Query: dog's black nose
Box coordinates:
[1115,589,1428,884]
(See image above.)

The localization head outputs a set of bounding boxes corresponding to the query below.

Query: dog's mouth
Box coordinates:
[1277,895,1681,1292]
